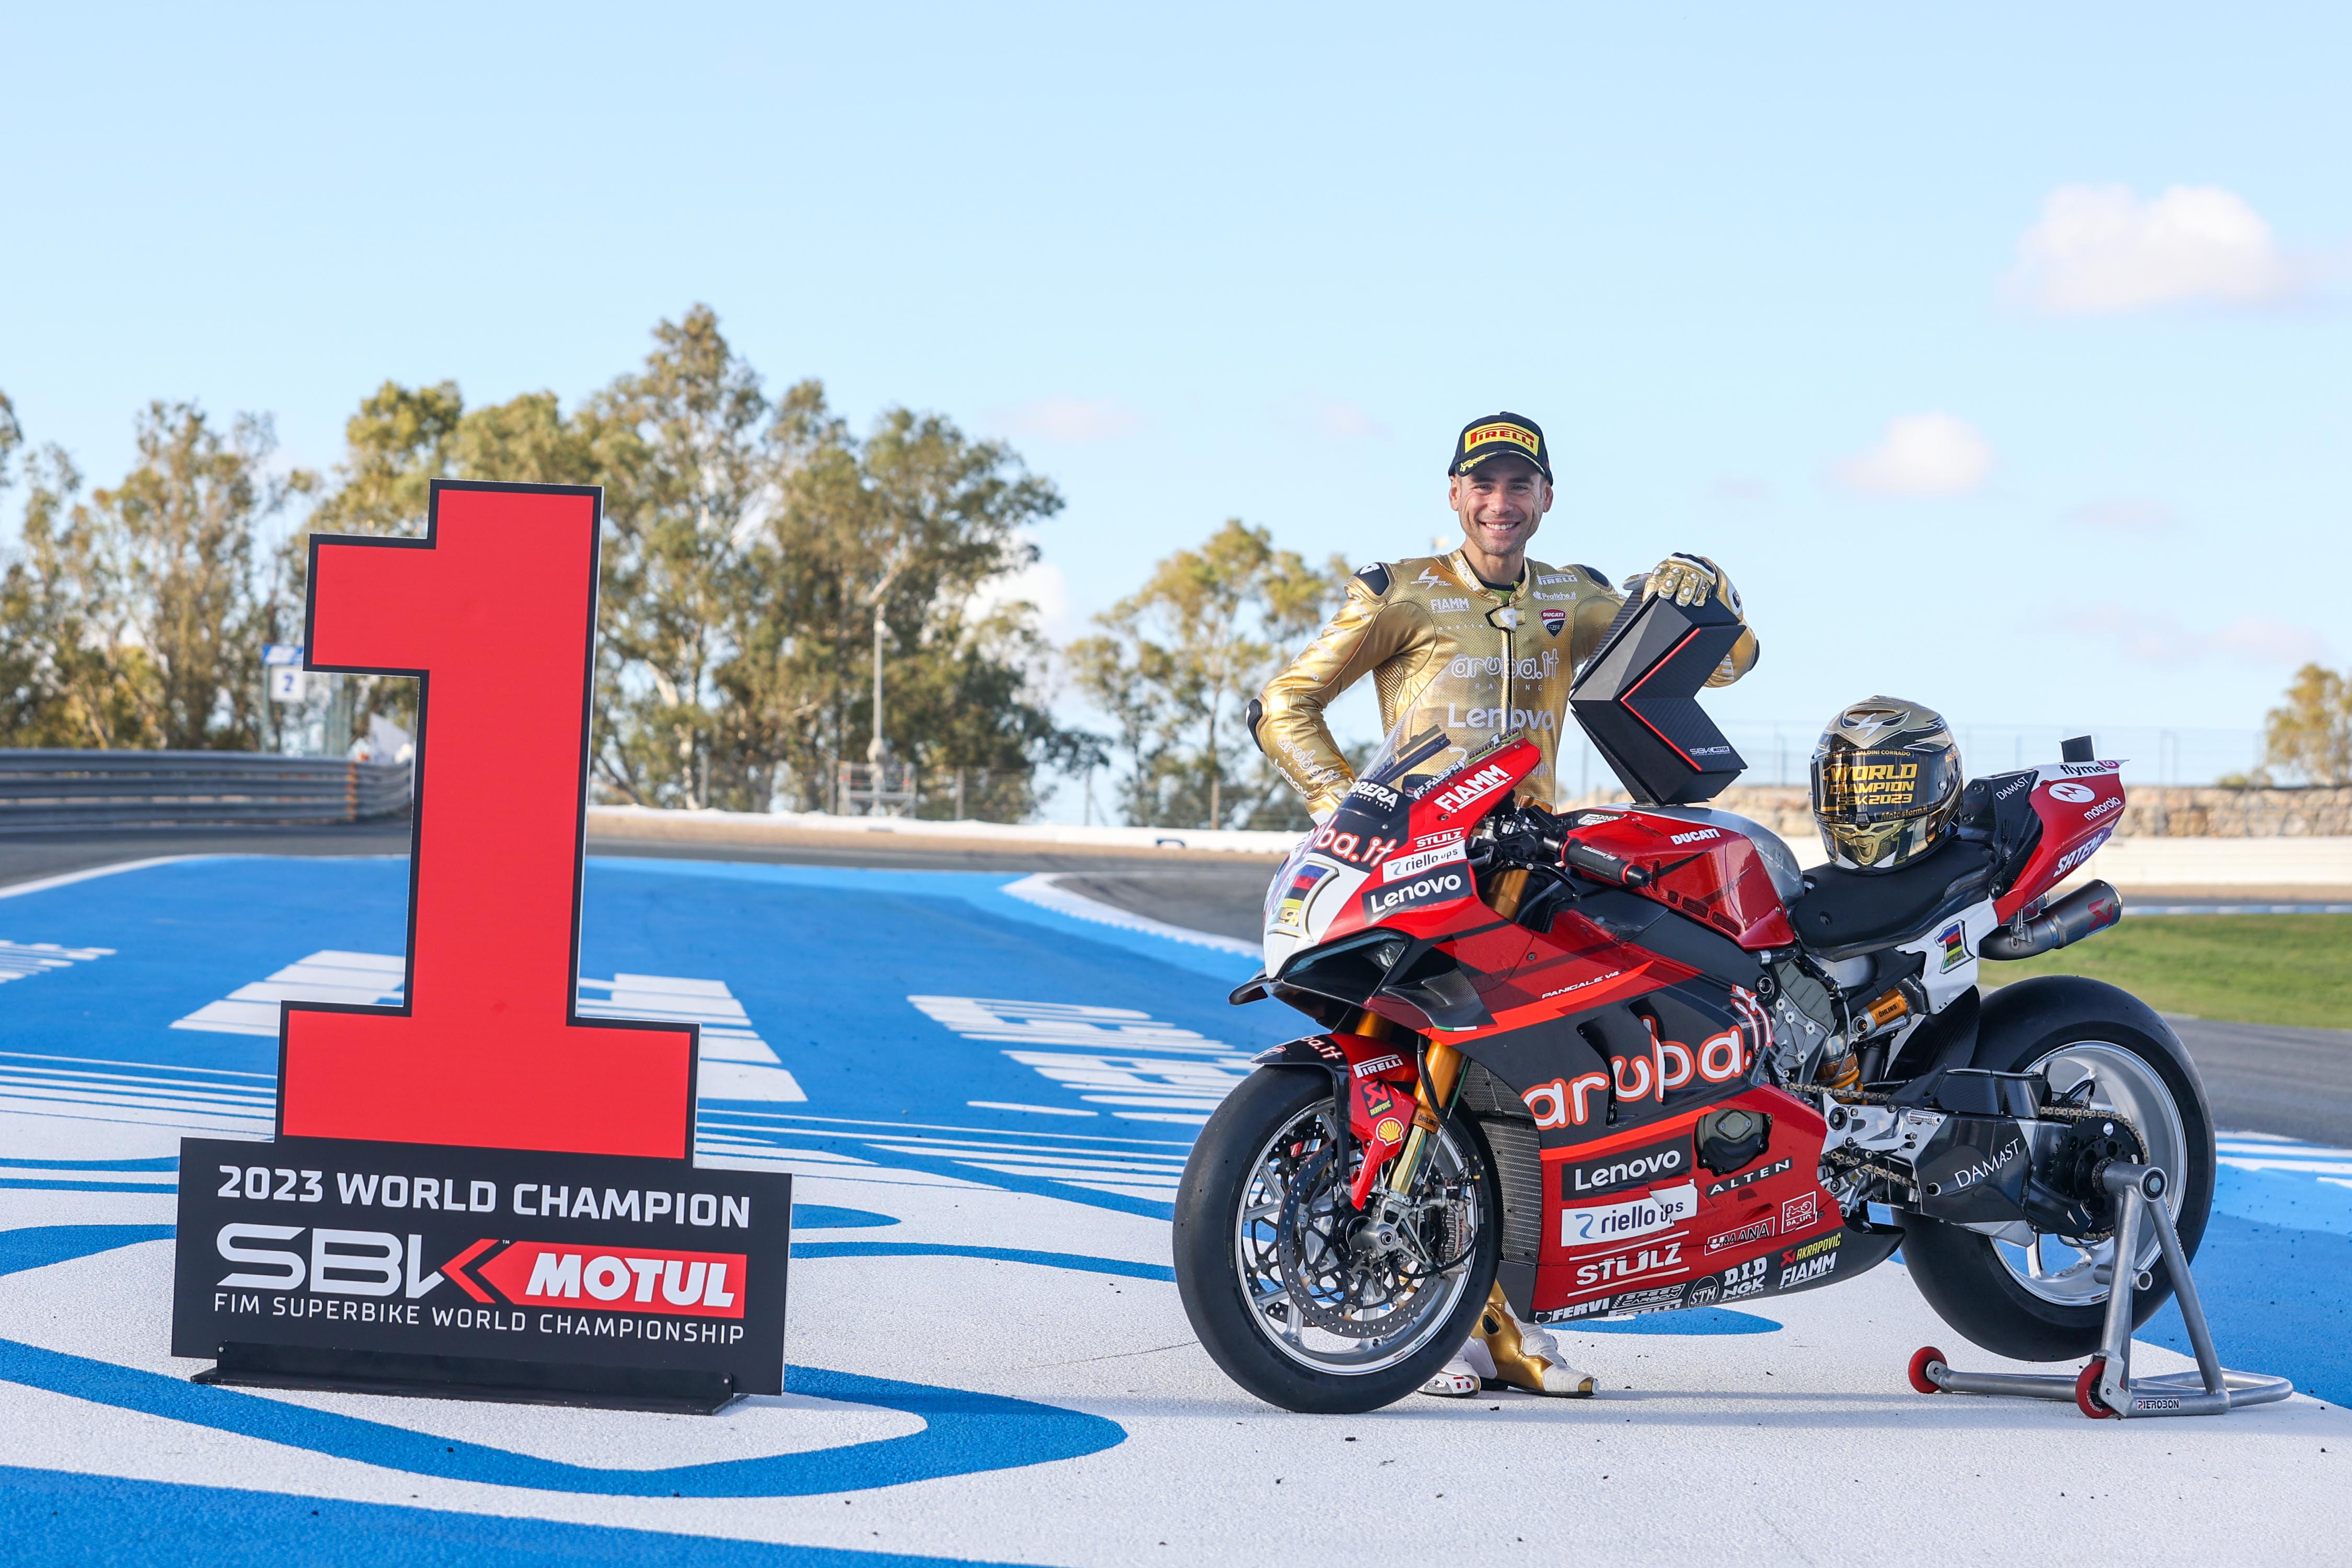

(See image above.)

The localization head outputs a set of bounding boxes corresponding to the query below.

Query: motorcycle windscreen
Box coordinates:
[1567,591,1748,805]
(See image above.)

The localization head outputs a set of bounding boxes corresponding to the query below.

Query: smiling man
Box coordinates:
[1246,410,1760,1400]
[1250,411,1758,817]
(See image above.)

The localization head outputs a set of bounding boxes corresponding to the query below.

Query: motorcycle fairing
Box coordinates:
[1526,1086,1866,1320]
[1994,758,2126,921]
[1559,808,1800,950]
[1260,732,1542,973]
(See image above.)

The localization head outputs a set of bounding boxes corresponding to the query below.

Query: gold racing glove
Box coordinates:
[1643,552,1742,614]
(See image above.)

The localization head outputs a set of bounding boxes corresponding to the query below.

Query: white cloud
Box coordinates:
[1830,413,1991,497]
[2065,497,2179,535]
[967,557,1069,639]
[2007,184,2300,315]
[2066,605,2326,668]
[989,397,1146,445]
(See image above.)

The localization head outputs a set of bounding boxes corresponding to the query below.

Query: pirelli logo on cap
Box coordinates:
[1462,422,1539,458]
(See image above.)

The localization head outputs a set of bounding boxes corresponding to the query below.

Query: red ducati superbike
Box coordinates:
[1174,590,2210,1414]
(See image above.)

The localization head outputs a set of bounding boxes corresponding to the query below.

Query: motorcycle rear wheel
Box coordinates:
[1173,1067,1500,1413]
[1902,989,2213,1363]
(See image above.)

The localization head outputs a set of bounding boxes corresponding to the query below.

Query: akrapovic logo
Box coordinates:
[1432,765,1511,815]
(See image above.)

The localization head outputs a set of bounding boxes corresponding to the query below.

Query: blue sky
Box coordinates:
[4,3,2344,771]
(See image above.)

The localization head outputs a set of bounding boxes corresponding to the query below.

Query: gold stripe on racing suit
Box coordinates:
[1254,548,1757,815]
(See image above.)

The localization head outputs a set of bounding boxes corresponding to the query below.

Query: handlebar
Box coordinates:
[1484,805,1651,889]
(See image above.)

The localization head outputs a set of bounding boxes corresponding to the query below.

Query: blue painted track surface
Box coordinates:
[3,854,2349,1565]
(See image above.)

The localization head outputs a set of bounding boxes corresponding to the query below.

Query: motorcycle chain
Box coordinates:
[1808,1086,2148,1244]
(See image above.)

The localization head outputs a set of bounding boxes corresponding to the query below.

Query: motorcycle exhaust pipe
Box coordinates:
[1979,880,2122,961]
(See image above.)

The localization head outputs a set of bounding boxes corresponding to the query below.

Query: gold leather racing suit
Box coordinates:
[1254,548,1758,815]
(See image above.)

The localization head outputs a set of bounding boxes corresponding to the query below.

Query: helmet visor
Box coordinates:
[1812,747,1962,824]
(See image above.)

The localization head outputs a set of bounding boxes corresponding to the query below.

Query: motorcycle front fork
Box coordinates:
[1351,1010,1466,1200]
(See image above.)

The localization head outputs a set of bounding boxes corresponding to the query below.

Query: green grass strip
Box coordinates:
[1989,914,2352,1030]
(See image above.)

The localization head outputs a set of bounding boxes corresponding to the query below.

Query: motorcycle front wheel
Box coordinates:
[1902,984,2215,1363]
[1173,1067,1500,1413]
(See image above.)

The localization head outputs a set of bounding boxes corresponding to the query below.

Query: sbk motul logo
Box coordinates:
[215,1226,745,1319]
[485,1243,745,1318]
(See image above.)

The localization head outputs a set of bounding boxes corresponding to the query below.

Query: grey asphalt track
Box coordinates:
[4,822,2345,1145]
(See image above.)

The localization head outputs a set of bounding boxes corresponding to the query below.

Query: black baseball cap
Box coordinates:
[1447,412,1552,480]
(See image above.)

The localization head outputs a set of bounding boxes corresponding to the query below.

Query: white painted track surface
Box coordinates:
[1,855,2347,1566]
[8,1163,2350,1566]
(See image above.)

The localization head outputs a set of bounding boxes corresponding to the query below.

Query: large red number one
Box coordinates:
[279,481,696,1158]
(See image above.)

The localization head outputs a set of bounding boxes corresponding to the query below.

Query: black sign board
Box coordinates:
[172,1137,791,1409]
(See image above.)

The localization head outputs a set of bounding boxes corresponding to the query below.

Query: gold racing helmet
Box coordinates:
[1809,697,1963,872]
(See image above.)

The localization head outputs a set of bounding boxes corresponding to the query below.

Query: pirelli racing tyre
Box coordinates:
[1901,976,2214,1363]
[1173,1066,1501,1414]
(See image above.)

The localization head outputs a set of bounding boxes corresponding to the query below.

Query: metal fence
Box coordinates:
[829,763,1035,823]
[1555,722,2266,793]
[0,750,414,832]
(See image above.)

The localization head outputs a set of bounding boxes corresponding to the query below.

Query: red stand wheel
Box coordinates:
[1907,1346,1946,1395]
[2074,1357,2116,1419]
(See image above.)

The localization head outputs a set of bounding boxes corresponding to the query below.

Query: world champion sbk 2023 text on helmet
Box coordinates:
[1809,697,1963,872]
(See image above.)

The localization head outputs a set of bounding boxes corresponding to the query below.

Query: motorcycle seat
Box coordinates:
[1791,839,1999,962]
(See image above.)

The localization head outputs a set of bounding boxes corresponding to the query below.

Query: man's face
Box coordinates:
[1448,454,1552,559]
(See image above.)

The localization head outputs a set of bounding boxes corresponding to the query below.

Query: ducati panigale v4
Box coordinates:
[1173,590,2211,1414]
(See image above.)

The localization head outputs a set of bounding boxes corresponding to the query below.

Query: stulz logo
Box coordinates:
[1562,1137,1688,1198]
[1573,1239,1686,1289]
[213,1227,746,1320]
[1668,827,1721,846]
[1361,871,1465,918]
[1431,764,1513,815]
[1562,1182,1696,1249]
[1705,1157,1791,1197]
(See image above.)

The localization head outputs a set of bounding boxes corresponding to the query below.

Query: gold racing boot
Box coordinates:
[1419,1284,1598,1398]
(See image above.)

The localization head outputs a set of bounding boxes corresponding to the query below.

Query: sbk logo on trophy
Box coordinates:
[172,1138,786,1374]
[167,482,792,1412]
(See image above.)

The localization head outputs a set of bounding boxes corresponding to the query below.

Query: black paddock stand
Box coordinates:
[1908,1162,2292,1420]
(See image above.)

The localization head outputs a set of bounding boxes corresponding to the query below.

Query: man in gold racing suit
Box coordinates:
[1249,411,1760,1399]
